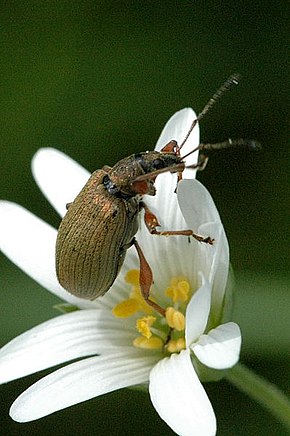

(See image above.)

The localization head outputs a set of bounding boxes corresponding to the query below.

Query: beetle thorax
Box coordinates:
[107,154,147,197]
[107,151,182,197]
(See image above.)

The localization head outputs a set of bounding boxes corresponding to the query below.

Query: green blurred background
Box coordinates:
[0,1,289,435]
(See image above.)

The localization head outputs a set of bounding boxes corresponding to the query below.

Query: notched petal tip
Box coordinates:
[192,322,242,370]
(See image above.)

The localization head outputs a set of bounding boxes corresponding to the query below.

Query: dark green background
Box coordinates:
[0,1,289,435]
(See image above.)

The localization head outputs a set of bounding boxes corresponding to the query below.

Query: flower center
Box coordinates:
[112,270,191,354]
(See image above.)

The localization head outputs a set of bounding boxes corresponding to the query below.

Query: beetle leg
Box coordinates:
[66,202,72,210]
[196,154,209,172]
[133,238,166,317]
[140,202,214,244]
[177,171,183,183]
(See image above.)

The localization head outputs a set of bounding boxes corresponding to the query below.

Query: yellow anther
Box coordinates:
[136,316,156,339]
[165,307,185,331]
[125,269,140,286]
[112,298,139,318]
[165,286,175,301]
[166,337,186,353]
[133,336,163,350]
[166,340,176,353]
[165,278,190,303]
[177,280,190,302]
[113,269,153,319]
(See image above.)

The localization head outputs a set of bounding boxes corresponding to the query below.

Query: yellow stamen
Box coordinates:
[165,307,185,331]
[136,315,156,339]
[165,278,190,303]
[125,269,140,286]
[166,337,186,353]
[112,298,139,318]
[177,280,190,301]
[133,336,163,350]
[113,269,153,317]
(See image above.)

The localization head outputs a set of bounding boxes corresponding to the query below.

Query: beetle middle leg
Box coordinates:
[140,202,214,244]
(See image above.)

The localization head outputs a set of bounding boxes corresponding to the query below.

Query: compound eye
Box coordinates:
[153,158,165,170]
[103,175,119,195]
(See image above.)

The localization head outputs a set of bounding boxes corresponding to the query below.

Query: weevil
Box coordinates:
[56,74,260,316]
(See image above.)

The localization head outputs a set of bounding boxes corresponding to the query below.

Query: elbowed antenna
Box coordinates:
[179,73,242,153]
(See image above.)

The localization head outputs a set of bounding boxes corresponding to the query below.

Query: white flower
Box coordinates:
[0,108,241,435]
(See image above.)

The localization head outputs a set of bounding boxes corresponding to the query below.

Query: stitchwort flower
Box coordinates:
[0,108,241,435]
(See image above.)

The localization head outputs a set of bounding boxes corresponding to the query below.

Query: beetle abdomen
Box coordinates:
[56,170,139,300]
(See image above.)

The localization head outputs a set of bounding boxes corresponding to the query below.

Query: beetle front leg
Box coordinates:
[133,238,166,317]
[141,202,214,244]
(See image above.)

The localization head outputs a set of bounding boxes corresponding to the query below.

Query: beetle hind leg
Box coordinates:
[133,238,165,317]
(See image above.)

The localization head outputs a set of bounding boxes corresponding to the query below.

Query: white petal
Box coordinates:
[32,148,90,217]
[192,322,241,370]
[155,108,199,178]
[0,310,137,383]
[149,349,216,436]
[189,221,229,325]
[0,201,95,309]
[177,179,221,228]
[185,276,211,346]
[201,223,229,324]
[177,179,229,319]
[10,350,159,422]
[144,172,179,222]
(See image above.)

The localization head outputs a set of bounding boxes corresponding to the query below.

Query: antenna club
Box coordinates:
[196,138,262,153]
[229,73,242,85]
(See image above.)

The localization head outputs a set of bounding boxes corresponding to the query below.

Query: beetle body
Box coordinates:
[56,150,183,300]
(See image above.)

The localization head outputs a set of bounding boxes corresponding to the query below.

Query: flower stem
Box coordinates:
[226,362,290,430]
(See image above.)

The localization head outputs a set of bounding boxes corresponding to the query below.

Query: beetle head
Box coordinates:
[107,151,183,198]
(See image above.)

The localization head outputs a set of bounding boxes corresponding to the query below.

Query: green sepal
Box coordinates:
[191,353,228,382]
[53,303,80,314]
